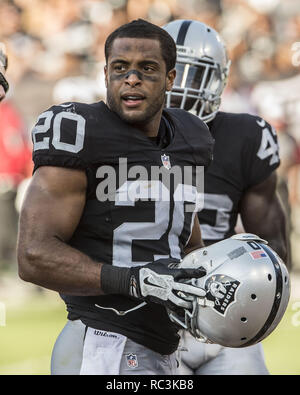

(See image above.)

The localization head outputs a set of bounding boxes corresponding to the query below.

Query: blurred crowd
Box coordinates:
[0,0,300,269]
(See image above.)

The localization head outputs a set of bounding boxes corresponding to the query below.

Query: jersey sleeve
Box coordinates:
[242,115,280,189]
[32,102,89,173]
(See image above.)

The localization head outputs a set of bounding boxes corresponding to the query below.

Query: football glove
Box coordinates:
[0,73,9,94]
[101,258,207,311]
[0,43,9,93]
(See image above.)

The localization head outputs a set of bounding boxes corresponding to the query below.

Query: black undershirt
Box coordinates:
[148,115,173,148]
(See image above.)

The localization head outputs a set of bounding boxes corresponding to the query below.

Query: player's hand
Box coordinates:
[128,258,206,309]
[101,258,207,311]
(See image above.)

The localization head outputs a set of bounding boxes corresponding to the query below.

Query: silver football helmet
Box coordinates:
[163,19,231,123]
[169,234,290,348]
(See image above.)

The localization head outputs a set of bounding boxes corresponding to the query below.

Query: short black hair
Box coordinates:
[105,19,177,73]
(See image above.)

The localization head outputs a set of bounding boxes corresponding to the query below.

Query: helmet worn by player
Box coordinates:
[163,19,230,122]
[168,234,290,348]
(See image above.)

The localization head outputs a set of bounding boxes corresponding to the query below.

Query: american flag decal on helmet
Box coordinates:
[250,250,267,260]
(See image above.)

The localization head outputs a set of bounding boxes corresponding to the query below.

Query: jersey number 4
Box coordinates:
[256,120,279,166]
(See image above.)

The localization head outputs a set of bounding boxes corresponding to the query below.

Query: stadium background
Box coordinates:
[0,0,299,375]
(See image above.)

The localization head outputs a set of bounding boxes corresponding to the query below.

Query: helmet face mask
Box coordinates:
[163,20,231,123]
[168,234,290,348]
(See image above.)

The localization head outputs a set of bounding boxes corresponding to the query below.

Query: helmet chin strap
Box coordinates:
[188,298,214,343]
[168,277,214,343]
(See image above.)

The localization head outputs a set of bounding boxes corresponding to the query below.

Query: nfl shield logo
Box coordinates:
[126,353,138,368]
[161,154,171,170]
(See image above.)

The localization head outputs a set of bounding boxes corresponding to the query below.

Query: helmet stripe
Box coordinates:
[176,20,192,46]
[243,244,283,347]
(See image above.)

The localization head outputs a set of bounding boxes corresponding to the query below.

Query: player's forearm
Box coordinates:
[242,197,290,269]
[184,215,205,255]
[260,201,290,269]
[267,235,289,268]
[18,235,105,295]
[184,240,205,255]
[244,221,289,269]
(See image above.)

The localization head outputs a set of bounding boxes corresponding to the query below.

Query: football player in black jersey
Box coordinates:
[0,43,9,101]
[163,19,289,375]
[17,20,214,375]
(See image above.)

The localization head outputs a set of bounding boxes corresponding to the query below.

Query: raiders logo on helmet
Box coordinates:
[205,274,241,316]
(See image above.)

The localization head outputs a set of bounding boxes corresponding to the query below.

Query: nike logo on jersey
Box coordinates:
[256,119,266,128]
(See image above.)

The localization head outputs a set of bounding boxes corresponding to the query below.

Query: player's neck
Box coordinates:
[132,109,163,138]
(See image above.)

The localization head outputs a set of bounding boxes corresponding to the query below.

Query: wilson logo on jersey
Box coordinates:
[205,274,240,316]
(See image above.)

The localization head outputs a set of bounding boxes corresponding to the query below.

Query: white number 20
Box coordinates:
[32,110,86,153]
[113,181,199,267]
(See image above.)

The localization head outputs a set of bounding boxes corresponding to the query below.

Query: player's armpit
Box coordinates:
[17,166,104,295]
[184,214,205,255]
[240,172,291,269]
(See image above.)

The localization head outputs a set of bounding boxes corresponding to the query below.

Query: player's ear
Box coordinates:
[166,68,176,92]
[104,65,108,88]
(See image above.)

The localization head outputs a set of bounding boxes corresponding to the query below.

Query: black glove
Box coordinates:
[0,44,9,93]
[101,258,206,310]
[0,72,9,93]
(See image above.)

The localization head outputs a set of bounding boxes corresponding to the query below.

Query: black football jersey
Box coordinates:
[32,100,214,354]
[199,111,280,244]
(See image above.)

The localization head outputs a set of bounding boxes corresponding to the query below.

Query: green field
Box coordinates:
[0,290,299,375]
[0,292,66,375]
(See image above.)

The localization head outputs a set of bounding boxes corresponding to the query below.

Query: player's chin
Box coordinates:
[120,110,148,124]
[119,104,149,124]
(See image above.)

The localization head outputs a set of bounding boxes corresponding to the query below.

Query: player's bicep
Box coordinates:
[240,172,277,226]
[19,166,87,244]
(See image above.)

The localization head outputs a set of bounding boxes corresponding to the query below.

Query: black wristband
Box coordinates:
[100,264,131,295]
[0,72,9,93]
